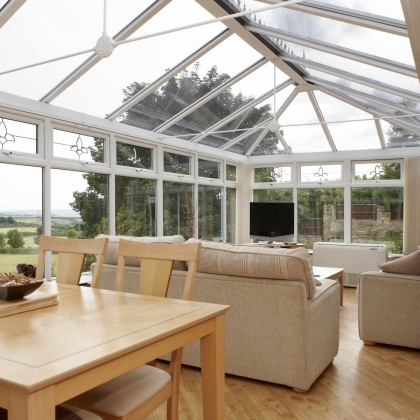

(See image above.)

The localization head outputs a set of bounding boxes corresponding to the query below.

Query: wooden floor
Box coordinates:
[148,288,420,420]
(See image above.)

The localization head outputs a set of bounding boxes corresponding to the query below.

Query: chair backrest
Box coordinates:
[114,240,202,300]
[36,235,109,286]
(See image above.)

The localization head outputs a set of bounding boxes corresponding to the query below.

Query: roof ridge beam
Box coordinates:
[258,0,407,36]
[106,29,232,121]
[40,0,173,103]
[0,0,27,29]
[190,79,293,143]
[154,58,269,133]
[244,23,418,78]
[281,55,420,103]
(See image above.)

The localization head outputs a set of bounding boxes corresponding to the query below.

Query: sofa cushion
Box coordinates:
[96,235,186,269]
[185,239,317,298]
[378,250,420,276]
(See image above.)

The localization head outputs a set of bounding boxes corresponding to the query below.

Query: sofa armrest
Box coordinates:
[358,271,420,349]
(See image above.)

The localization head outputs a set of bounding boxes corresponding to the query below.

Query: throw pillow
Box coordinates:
[378,250,420,276]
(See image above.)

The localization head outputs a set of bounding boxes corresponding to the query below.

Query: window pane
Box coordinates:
[198,159,220,179]
[298,188,344,248]
[163,182,194,240]
[226,188,236,244]
[115,176,156,236]
[0,116,37,154]
[0,163,42,273]
[226,164,237,181]
[253,189,293,203]
[163,151,191,175]
[354,162,401,181]
[254,167,291,183]
[351,187,403,253]
[53,129,105,162]
[381,119,420,148]
[300,164,342,183]
[116,142,153,169]
[198,185,222,241]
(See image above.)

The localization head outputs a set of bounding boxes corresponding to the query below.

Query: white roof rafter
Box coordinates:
[0,0,26,29]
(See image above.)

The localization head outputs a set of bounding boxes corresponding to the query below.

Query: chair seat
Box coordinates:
[57,405,103,419]
[67,364,172,417]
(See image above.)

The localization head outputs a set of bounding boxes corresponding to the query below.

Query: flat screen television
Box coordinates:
[250,202,294,243]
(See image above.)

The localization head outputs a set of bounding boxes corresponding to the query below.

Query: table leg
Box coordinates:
[8,386,55,420]
[338,274,343,306]
[200,314,225,420]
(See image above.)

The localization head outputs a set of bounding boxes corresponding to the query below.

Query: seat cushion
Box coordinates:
[66,365,171,417]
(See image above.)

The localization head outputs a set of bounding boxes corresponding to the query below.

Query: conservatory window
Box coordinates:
[198,185,222,241]
[116,141,154,171]
[353,161,402,182]
[226,164,237,182]
[226,187,236,244]
[115,176,156,237]
[163,151,192,176]
[300,164,342,183]
[0,115,38,155]
[53,129,106,163]
[198,158,220,179]
[254,166,292,183]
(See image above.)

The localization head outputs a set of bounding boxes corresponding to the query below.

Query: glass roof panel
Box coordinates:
[249,132,286,156]
[51,0,225,117]
[278,92,331,153]
[380,120,420,148]
[165,64,288,139]
[307,69,420,111]
[121,35,263,131]
[316,0,405,20]
[313,91,380,150]
[248,2,413,66]
[195,84,295,148]
[280,42,420,94]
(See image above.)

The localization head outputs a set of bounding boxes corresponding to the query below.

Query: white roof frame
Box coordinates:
[401,0,420,78]
[0,0,26,29]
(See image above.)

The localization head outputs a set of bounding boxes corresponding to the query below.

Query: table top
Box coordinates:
[312,266,345,277]
[0,282,229,392]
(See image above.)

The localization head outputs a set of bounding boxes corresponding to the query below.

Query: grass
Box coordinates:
[0,227,38,234]
[0,253,59,274]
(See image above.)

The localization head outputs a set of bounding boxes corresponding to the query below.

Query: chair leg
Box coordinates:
[167,348,183,420]
[363,340,376,346]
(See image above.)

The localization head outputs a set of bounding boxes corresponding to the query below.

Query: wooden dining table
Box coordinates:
[0,282,229,420]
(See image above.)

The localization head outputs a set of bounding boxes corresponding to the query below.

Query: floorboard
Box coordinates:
[147,288,420,420]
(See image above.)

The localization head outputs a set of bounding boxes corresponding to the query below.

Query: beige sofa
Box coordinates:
[92,235,340,392]
[358,271,420,349]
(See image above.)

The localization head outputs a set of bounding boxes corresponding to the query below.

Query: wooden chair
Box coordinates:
[35,234,109,286]
[63,240,202,420]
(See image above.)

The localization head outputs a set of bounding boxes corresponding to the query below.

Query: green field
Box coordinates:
[0,227,38,234]
[0,253,39,273]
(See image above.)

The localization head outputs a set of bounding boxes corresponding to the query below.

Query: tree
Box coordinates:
[33,226,42,245]
[0,233,6,248]
[7,229,25,248]
[66,228,78,239]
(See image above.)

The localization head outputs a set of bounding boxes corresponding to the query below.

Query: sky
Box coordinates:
[0,1,416,160]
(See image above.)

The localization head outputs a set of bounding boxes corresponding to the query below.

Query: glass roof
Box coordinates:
[1,0,419,157]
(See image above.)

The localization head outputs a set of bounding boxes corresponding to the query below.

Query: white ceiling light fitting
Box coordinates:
[95,0,115,58]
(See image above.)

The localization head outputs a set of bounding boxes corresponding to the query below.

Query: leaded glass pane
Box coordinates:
[163,151,191,175]
[254,167,291,183]
[300,164,342,183]
[53,129,105,162]
[116,142,153,169]
[198,185,222,241]
[115,176,156,236]
[0,163,42,273]
[198,159,220,179]
[253,188,293,203]
[354,162,401,181]
[298,188,344,248]
[351,187,403,253]
[0,116,37,154]
[163,182,194,240]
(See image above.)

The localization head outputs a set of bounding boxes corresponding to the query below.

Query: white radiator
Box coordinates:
[313,242,388,287]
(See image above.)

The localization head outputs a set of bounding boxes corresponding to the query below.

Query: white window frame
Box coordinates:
[352,159,404,185]
[298,162,343,185]
[253,164,293,187]
[197,155,223,184]
[162,148,194,180]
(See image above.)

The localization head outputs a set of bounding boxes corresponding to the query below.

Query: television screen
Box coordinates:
[250,202,294,241]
